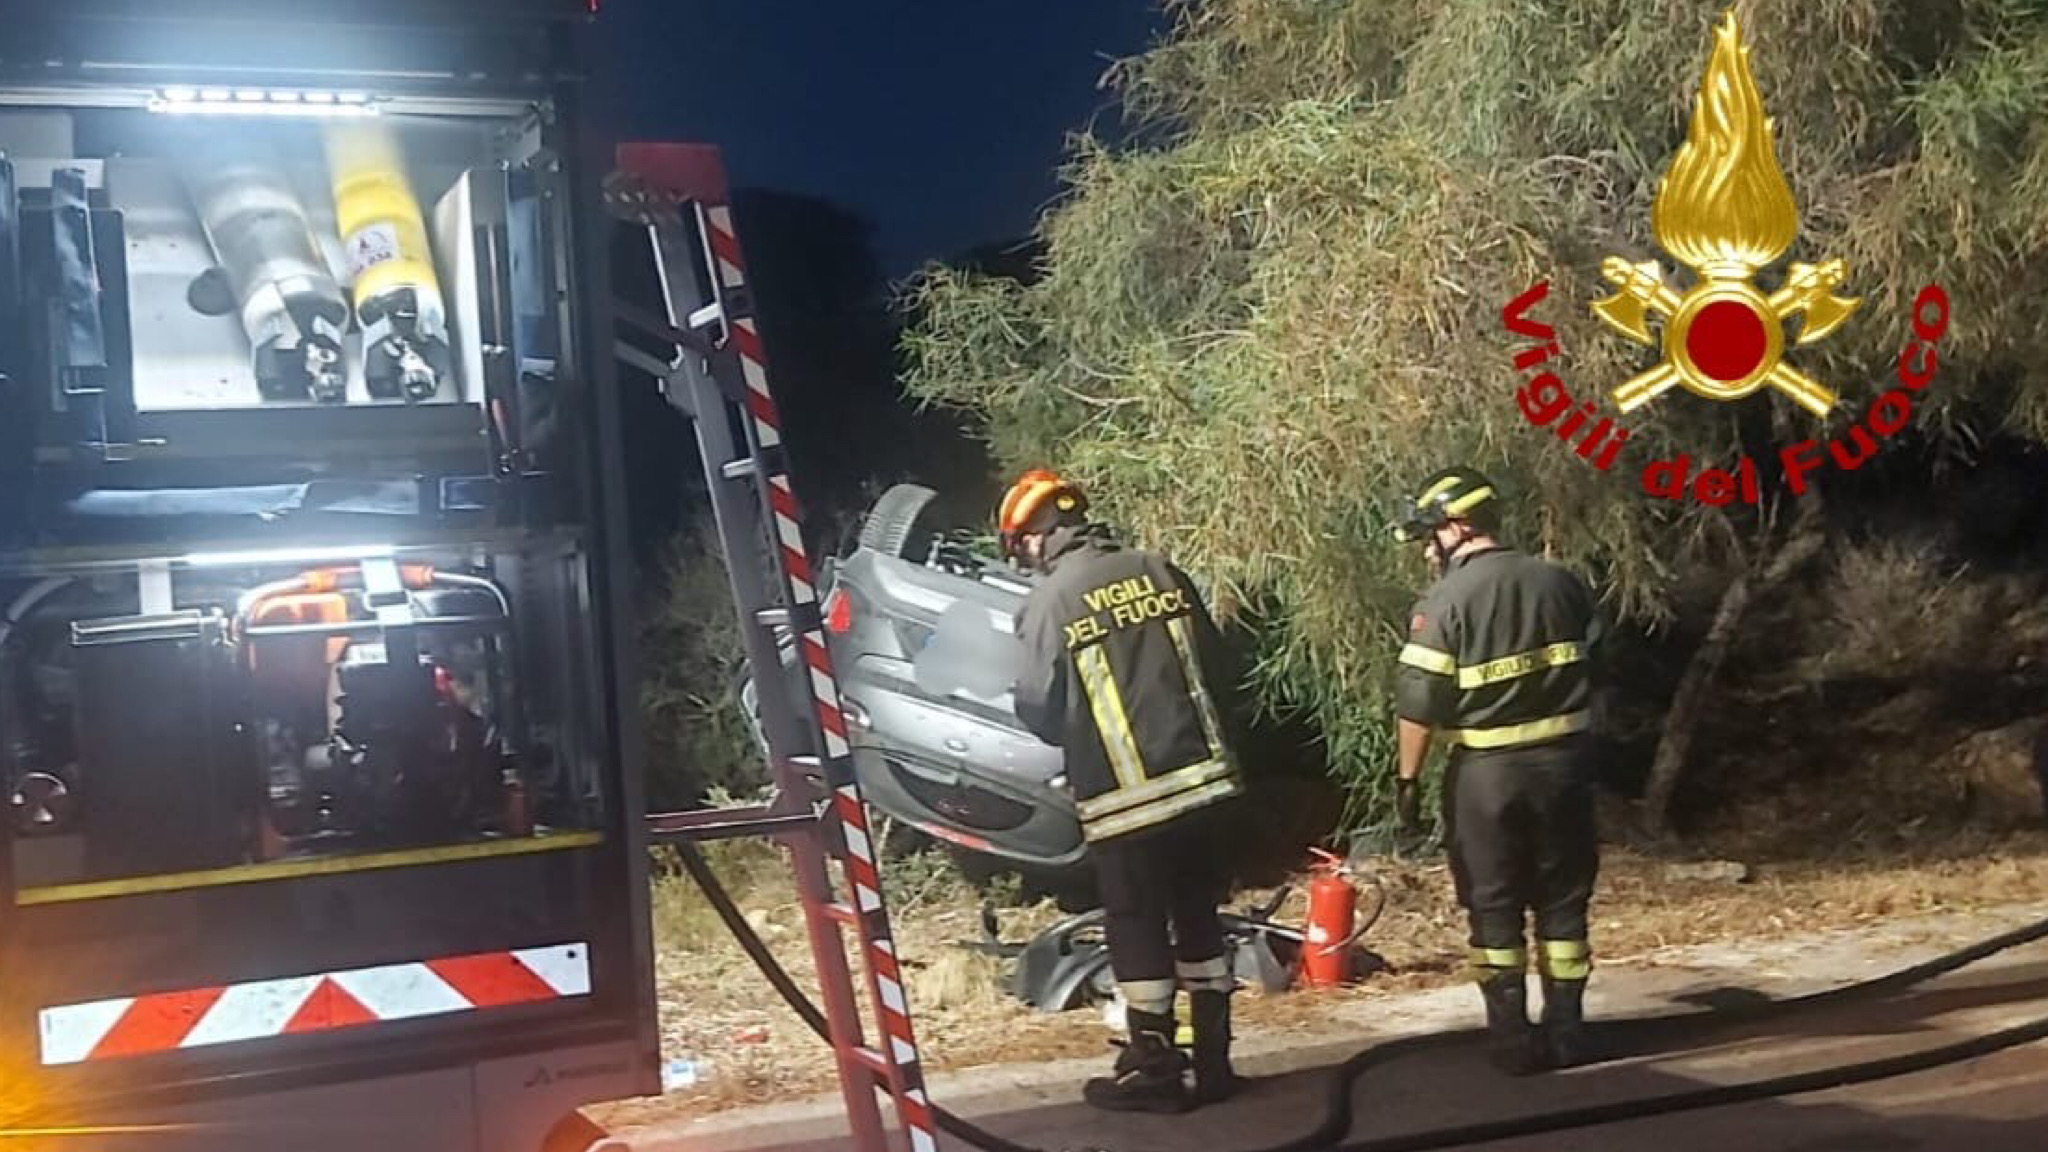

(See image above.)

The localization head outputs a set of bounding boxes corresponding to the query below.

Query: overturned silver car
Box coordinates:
[743,484,1088,877]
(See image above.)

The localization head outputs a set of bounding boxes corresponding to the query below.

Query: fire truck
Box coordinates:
[0,3,942,1150]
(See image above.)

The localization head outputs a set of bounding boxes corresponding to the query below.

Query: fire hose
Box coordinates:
[677,840,2048,1152]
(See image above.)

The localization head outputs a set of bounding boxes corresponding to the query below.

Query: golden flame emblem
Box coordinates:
[1592,9,1858,416]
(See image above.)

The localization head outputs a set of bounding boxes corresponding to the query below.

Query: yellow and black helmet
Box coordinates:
[1392,466,1499,543]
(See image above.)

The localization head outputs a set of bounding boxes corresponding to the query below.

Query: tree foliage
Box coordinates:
[899,0,2048,821]
[640,521,764,810]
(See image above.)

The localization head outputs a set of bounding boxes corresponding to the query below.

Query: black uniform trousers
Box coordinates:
[1090,804,1233,990]
[1444,735,1599,959]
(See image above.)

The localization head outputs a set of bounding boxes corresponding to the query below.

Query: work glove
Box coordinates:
[1395,776,1422,835]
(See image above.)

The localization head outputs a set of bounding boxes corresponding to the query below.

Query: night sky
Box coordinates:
[598,0,1168,276]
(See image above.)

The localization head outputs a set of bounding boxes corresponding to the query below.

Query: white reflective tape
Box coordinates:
[842,823,872,865]
[856,883,882,913]
[708,206,734,233]
[330,963,468,1021]
[741,353,771,397]
[890,1036,919,1067]
[513,944,593,997]
[752,417,783,448]
[719,258,745,288]
[181,976,321,1048]
[1119,978,1179,1014]
[875,938,897,957]
[912,1130,939,1152]
[877,974,907,1015]
[788,574,816,604]
[809,666,839,705]
[39,997,134,1066]
[770,474,792,495]
[775,512,806,554]
[823,729,850,758]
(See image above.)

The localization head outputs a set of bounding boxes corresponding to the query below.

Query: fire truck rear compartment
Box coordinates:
[0,28,661,1143]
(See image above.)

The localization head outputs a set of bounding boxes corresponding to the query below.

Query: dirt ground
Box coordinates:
[590,818,2048,1129]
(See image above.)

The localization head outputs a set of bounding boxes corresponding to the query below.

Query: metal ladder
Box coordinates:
[606,143,942,1152]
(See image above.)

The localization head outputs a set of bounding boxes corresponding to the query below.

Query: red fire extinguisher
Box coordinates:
[1302,848,1357,989]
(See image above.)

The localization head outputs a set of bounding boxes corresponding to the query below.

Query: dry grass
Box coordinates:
[592,822,2048,1127]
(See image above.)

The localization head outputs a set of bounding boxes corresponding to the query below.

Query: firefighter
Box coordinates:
[1001,469,1247,1114]
[1389,466,1604,1075]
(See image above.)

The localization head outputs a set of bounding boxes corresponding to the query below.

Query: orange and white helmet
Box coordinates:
[997,469,1088,559]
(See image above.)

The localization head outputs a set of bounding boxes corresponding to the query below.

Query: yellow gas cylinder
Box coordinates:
[324,120,451,402]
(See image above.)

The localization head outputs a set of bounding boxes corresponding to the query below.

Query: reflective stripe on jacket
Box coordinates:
[1013,525,1244,842]
[1395,546,1604,751]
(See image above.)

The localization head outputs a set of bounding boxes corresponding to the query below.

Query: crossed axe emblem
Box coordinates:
[1593,257,1859,418]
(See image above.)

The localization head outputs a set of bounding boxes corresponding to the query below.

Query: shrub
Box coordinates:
[640,520,768,809]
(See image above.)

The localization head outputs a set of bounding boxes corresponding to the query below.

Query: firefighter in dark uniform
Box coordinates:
[1001,469,1247,1114]
[1390,466,1604,1074]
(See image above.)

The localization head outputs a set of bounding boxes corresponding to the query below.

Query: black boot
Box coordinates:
[1189,990,1239,1106]
[1476,971,1541,1076]
[1540,976,1593,1069]
[1084,1008,1193,1114]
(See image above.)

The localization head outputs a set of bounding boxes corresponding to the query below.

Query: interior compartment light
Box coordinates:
[180,544,399,569]
[149,87,381,118]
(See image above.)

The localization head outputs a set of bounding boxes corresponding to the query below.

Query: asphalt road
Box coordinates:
[632,950,2048,1152]
[944,959,2048,1152]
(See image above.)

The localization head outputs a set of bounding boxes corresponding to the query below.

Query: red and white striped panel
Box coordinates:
[39,943,590,1066]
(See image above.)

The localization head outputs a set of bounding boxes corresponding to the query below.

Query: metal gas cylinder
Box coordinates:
[324,120,451,402]
[183,149,351,403]
[1302,848,1359,988]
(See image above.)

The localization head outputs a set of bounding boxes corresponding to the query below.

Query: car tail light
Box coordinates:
[824,587,853,634]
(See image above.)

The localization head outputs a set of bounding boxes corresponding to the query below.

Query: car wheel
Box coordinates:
[858,483,940,561]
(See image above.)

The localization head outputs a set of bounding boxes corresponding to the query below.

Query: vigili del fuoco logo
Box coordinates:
[1500,9,1950,505]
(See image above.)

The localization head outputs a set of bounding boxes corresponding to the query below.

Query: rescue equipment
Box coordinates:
[1302,849,1360,989]
[182,143,351,403]
[325,119,453,402]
